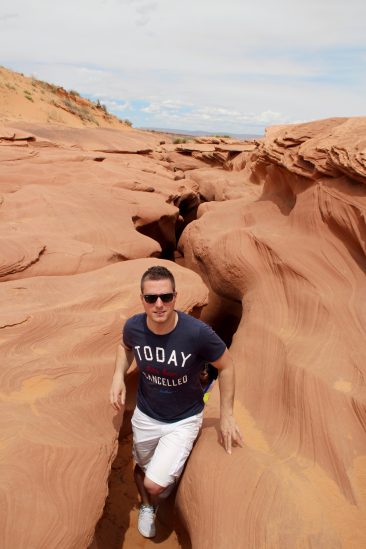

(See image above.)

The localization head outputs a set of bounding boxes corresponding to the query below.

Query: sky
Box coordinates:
[1,0,365,135]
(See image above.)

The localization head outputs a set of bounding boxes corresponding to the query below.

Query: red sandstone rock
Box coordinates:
[259,117,366,182]
[162,149,209,170]
[10,121,159,153]
[176,143,216,153]
[178,117,366,548]
[2,109,366,549]
[187,168,262,202]
[0,125,37,141]
[0,258,207,549]
[0,124,201,280]
[161,139,262,170]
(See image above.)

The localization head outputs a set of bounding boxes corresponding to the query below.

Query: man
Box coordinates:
[110,265,242,538]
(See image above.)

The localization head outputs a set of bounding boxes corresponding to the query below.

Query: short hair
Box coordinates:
[140,265,176,292]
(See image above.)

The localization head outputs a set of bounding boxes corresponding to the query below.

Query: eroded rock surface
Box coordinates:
[0,258,207,549]
[2,115,366,549]
[0,124,204,280]
[0,121,217,549]
[178,117,366,548]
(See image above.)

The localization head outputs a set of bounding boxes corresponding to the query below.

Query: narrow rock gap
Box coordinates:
[200,292,243,348]
[91,406,192,549]
[133,190,202,260]
[91,287,243,549]
[92,181,241,548]
[134,217,177,260]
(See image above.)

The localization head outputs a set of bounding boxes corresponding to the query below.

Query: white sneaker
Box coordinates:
[138,504,156,538]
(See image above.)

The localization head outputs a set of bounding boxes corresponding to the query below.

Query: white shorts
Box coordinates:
[131,407,203,488]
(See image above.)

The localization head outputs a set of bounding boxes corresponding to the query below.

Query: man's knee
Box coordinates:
[143,476,166,496]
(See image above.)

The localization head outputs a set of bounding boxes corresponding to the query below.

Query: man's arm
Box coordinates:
[109,343,135,411]
[211,349,243,454]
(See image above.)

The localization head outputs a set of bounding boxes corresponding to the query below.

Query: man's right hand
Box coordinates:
[109,376,126,411]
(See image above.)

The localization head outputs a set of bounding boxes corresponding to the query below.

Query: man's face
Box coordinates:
[141,278,177,325]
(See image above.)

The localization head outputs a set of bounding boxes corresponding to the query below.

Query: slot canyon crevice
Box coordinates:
[91,262,244,549]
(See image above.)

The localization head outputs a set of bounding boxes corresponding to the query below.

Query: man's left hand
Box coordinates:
[220,414,243,454]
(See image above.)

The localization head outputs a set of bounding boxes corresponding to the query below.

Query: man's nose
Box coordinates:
[155,297,164,306]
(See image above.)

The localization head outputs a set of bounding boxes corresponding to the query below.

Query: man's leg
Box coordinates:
[144,476,166,498]
[131,408,202,537]
[134,464,166,506]
[134,463,152,505]
[143,411,203,497]
[133,464,162,538]
[131,408,163,538]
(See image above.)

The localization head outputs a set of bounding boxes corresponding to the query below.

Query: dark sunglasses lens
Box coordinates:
[144,294,158,303]
[160,293,174,302]
[143,293,174,304]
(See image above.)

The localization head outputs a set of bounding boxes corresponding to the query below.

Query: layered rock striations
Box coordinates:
[0,258,208,548]
[0,124,203,280]
[0,121,212,549]
[2,111,366,549]
[178,117,366,548]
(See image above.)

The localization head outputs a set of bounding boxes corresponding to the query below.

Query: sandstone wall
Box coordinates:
[178,118,366,548]
[2,117,366,549]
[0,124,209,549]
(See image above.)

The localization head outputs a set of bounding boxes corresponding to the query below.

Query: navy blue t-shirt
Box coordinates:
[123,311,226,422]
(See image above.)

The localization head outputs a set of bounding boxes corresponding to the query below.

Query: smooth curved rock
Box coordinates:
[10,122,160,153]
[259,117,366,182]
[2,109,366,549]
[0,235,46,278]
[162,139,260,169]
[0,259,208,549]
[188,168,262,202]
[0,124,201,279]
[178,117,366,548]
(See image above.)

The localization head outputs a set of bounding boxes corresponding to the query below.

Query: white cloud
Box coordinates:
[161,99,193,110]
[138,98,292,133]
[0,0,365,133]
[0,13,19,22]
[256,111,285,123]
[102,99,131,112]
[135,1,158,26]
[141,103,161,114]
[141,99,193,114]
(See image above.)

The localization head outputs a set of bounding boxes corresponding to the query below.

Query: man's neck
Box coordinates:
[146,311,178,335]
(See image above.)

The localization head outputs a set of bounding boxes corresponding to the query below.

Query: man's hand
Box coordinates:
[211,349,243,454]
[109,375,126,411]
[220,414,243,454]
[110,343,134,411]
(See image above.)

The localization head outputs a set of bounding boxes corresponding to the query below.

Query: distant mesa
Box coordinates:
[141,126,263,140]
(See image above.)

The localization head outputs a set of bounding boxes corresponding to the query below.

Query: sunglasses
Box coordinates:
[143,293,176,304]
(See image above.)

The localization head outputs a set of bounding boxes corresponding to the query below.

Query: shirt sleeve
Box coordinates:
[122,318,133,350]
[197,321,226,362]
